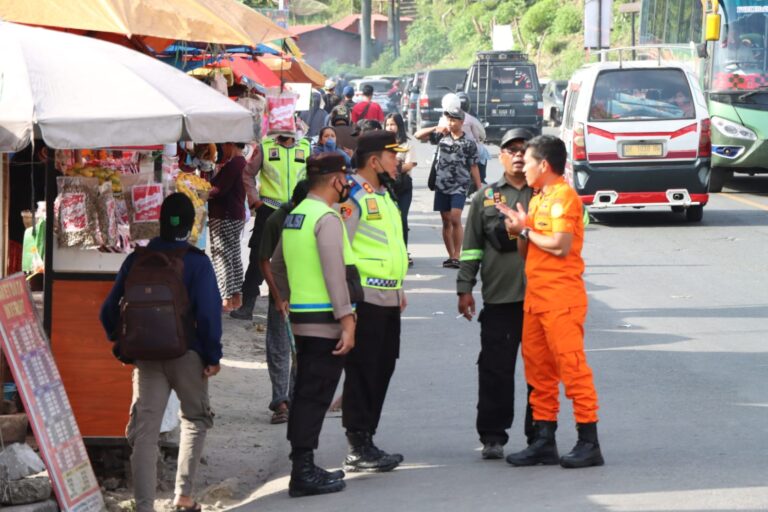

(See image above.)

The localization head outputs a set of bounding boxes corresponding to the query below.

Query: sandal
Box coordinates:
[271,404,289,424]
[442,258,454,268]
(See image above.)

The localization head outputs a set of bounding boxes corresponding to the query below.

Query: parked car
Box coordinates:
[461,51,542,144]
[349,78,399,116]
[560,60,710,221]
[416,68,468,130]
[543,79,568,126]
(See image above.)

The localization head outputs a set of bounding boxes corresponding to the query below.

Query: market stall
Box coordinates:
[0,21,256,438]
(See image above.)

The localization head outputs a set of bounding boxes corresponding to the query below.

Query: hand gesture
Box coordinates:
[457,293,475,321]
[496,202,527,236]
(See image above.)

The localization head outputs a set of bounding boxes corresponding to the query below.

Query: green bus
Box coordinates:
[641,0,768,191]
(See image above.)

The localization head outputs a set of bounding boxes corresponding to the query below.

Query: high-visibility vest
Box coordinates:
[260,138,311,208]
[282,198,356,323]
[347,176,408,290]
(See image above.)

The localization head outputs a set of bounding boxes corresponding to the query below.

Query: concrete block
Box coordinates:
[1,498,59,512]
[0,443,45,480]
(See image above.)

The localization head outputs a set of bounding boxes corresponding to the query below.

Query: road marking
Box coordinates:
[721,192,768,211]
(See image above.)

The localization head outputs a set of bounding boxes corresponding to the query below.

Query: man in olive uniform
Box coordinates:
[271,153,362,497]
[338,131,408,473]
[457,128,535,460]
[231,131,312,320]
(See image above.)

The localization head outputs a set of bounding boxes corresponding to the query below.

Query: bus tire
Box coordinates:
[709,168,733,193]
[686,205,704,222]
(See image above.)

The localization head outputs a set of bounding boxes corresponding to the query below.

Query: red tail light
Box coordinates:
[573,123,587,161]
[699,118,711,158]
[537,101,544,118]
[419,96,429,108]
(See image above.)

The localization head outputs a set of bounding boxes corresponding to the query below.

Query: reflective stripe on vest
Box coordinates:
[282,198,356,323]
[260,138,311,205]
[348,177,408,290]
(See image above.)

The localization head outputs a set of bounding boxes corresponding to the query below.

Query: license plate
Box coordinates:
[496,109,515,116]
[622,144,663,157]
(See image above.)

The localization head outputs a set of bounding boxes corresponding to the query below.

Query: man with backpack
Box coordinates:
[100,193,223,512]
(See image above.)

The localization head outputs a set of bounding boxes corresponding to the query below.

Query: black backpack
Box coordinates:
[116,246,195,362]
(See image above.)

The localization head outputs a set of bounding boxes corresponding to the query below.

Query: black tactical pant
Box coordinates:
[240,204,275,302]
[476,302,533,445]
[287,336,345,450]
[342,302,400,434]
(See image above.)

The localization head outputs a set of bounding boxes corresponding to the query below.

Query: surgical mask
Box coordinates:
[325,139,337,151]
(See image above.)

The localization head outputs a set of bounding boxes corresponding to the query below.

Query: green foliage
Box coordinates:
[551,4,583,37]
[520,0,558,38]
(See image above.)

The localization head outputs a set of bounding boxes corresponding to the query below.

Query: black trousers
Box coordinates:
[342,302,400,435]
[476,302,533,445]
[287,336,345,450]
[240,204,275,301]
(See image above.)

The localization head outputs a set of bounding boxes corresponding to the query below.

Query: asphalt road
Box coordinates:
[233,130,768,511]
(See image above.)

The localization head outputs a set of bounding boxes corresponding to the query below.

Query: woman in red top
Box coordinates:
[208,142,247,312]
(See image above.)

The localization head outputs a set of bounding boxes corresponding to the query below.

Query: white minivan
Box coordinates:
[560,58,711,222]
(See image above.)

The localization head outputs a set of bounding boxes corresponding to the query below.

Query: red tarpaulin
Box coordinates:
[209,55,281,88]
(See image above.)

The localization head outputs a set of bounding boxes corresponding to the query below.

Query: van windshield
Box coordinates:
[427,70,466,92]
[489,66,536,90]
[589,69,694,121]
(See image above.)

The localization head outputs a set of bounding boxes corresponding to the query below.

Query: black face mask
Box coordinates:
[335,179,352,203]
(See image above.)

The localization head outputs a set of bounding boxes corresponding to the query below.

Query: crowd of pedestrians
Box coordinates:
[99,86,603,510]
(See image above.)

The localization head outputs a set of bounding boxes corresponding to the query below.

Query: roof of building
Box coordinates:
[331,13,413,32]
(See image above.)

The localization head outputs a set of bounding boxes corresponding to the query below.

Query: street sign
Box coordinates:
[0,274,103,512]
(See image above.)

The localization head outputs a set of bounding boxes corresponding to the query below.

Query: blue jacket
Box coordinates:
[99,238,223,366]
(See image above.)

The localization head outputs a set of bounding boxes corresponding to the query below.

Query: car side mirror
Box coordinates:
[696,42,709,59]
[455,83,463,92]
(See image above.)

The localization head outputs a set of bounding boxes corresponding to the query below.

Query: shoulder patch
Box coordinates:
[283,213,306,229]
[339,203,353,220]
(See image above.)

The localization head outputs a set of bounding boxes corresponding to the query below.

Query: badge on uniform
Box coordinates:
[365,198,381,220]
[295,149,306,163]
[339,204,353,220]
[283,213,305,229]
[268,148,280,161]
[363,182,374,194]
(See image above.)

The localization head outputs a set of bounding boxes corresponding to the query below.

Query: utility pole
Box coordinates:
[361,0,373,68]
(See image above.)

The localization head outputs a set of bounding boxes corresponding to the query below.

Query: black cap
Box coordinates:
[306,152,348,175]
[160,193,195,242]
[500,128,535,148]
[355,130,407,157]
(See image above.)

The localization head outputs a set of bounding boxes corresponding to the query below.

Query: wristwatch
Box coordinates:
[519,228,530,241]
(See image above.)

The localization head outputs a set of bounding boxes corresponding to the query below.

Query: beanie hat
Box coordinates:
[160,193,195,242]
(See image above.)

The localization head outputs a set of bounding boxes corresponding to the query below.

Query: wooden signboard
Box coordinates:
[0,274,104,512]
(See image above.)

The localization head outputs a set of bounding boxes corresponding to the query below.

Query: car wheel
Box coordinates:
[685,205,704,222]
[709,168,733,193]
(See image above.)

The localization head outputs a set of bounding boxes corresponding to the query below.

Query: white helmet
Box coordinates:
[441,93,461,111]
[324,78,337,90]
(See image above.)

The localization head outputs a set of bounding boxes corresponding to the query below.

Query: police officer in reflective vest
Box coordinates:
[231,131,312,320]
[338,131,408,472]
[271,152,363,497]
[456,128,536,460]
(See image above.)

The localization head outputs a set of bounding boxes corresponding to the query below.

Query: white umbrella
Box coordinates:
[0,21,256,151]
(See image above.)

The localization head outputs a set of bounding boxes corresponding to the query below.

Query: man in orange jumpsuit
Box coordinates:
[497,135,604,469]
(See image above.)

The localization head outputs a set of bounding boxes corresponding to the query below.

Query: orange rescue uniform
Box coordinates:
[523,176,599,424]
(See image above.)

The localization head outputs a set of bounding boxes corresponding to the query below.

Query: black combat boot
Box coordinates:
[229,295,256,320]
[369,434,404,464]
[343,431,400,473]
[560,422,604,469]
[505,421,560,466]
[288,450,346,497]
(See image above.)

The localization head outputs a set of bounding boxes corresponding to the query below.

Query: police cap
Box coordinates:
[500,128,535,149]
[306,152,347,175]
[356,130,408,155]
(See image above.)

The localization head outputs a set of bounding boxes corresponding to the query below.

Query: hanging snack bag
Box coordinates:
[97,182,119,248]
[122,173,163,241]
[266,89,300,135]
[55,177,101,249]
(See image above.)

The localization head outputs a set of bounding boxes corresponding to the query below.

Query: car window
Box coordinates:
[359,81,391,93]
[489,66,536,91]
[427,70,466,92]
[589,69,694,121]
[554,82,567,99]
[564,87,579,129]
